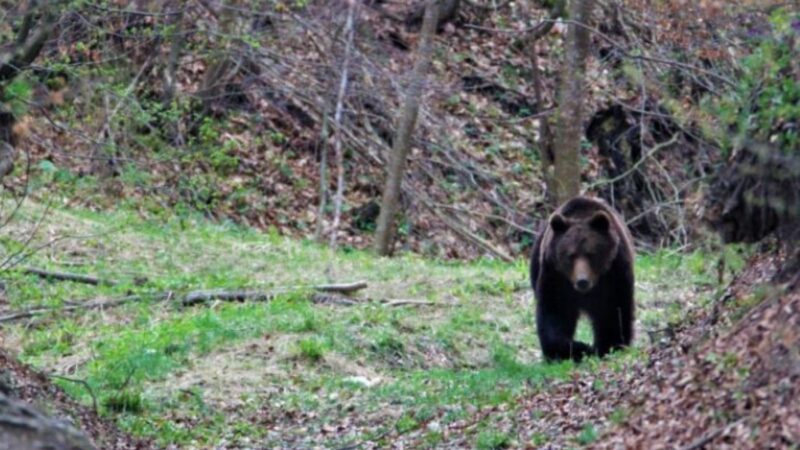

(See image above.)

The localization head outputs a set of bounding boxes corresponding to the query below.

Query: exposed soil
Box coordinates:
[0,348,149,449]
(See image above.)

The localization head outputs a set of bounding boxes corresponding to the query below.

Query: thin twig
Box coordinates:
[467,18,735,88]
[586,133,680,189]
[0,198,54,270]
[49,374,99,414]
[678,418,745,450]
[432,204,536,235]
[416,192,515,262]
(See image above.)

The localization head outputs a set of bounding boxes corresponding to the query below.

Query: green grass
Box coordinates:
[576,423,598,445]
[477,429,513,449]
[297,335,330,361]
[0,201,726,447]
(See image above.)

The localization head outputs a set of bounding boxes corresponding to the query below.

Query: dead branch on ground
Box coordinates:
[315,280,368,293]
[0,292,174,325]
[183,281,368,306]
[22,267,118,286]
[382,299,451,307]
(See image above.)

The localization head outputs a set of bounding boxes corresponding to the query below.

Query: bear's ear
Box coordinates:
[589,211,610,233]
[550,214,569,234]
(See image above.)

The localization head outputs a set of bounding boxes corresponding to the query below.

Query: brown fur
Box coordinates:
[530,196,635,361]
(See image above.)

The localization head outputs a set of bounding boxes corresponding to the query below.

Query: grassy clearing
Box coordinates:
[0,202,731,448]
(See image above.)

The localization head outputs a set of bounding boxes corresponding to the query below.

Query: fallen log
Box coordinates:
[314,281,368,294]
[181,290,443,308]
[23,267,117,286]
[182,289,276,306]
[182,281,368,306]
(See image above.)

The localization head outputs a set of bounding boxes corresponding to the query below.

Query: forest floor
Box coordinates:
[2,1,797,448]
[3,201,794,450]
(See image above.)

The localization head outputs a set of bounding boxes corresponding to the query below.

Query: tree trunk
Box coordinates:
[198,0,238,114]
[373,0,440,256]
[0,392,96,450]
[552,0,592,205]
[0,1,56,182]
[162,1,185,106]
[529,42,555,208]
[314,109,331,242]
[0,110,17,179]
[524,0,566,209]
[328,0,358,249]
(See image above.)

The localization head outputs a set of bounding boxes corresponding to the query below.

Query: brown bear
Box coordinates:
[529,196,635,362]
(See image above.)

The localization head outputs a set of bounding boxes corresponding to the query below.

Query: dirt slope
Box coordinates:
[0,348,148,449]
[419,251,799,449]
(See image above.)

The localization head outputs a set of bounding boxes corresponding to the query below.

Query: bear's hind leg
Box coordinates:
[537,306,593,362]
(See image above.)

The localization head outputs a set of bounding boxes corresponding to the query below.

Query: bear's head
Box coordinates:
[548,211,620,293]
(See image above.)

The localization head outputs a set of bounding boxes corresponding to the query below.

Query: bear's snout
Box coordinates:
[571,257,595,293]
[530,195,635,361]
[575,278,591,292]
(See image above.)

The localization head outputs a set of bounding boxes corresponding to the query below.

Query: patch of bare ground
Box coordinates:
[0,348,149,449]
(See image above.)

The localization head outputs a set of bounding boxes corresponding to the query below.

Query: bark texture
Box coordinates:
[373,0,440,255]
[552,0,593,205]
[0,392,95,450]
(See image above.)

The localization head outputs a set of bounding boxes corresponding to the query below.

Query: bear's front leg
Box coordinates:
[536,304,594,362]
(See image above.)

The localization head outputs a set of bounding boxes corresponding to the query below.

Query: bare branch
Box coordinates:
[586,133,680,190]
[48,375,99,415]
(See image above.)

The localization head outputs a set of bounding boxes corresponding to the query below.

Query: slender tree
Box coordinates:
[526,0,566,209]
[552,0,592,205]
[314,109,331,242]
[373,0,440,256]
[329,0,358,249]
[162,0,185,106]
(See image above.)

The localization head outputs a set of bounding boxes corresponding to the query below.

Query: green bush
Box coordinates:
[3,78,33,117]
[715,8,799,154]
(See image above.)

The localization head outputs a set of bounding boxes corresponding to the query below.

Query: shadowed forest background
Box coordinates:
[0,0,798,449]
